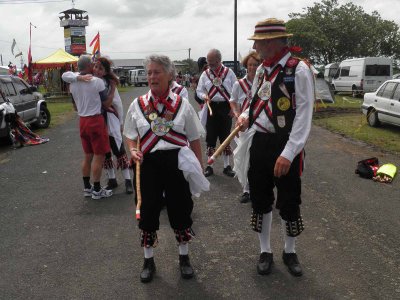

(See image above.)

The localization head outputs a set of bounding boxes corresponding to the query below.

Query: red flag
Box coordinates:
[90,32,100,57]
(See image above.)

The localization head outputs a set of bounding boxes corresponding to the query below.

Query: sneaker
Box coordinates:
[83,186,93,197]
[91,187,113,200]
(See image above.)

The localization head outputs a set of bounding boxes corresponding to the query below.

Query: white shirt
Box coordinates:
[196,65,237,102]
[123,90,205,152]
[241,52,315,162]
[171,81,189,100]
[230,75,253,108]
[62,72,106,117]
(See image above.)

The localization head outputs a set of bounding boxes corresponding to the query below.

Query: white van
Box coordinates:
[323,62,339,84]
[332,57,392,97]
[128,69,148,87]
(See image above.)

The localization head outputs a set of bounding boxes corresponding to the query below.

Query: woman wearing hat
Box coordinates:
[229,51,261,204]
[234,18,314,277]
[123,54,209,283]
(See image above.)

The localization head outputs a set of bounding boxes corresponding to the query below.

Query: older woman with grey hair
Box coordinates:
[123,54,209,283]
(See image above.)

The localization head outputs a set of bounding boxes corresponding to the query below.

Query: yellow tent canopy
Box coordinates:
[33,49,78,69]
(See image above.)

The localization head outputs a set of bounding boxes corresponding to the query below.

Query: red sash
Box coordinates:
[205,66,231,102]
[238,78,252,112]
[251,64,282,122]
[137,93,188,154]
[171,85,184,96]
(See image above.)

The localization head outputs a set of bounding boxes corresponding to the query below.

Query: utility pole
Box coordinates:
[234,0,238,75]
[188,48,191,60]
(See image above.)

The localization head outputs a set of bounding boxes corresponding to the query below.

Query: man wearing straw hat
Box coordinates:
[234,18,314,277]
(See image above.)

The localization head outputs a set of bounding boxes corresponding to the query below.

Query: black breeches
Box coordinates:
[205,101,232,147]
[248,132,303,221]
[138,149,193,232]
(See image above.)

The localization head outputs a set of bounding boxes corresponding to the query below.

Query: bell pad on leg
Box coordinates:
[250,211,263,233]
[285,216,304,237]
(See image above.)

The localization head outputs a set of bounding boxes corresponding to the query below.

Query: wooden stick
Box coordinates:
[135,137,142,220]
[205,94,213,116]
[207,125,241,164]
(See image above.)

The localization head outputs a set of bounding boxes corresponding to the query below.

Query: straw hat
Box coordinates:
[248,18,293,40]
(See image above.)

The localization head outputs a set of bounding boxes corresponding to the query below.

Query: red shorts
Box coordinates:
[79,115,110,155]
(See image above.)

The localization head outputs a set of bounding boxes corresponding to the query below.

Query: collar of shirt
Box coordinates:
[264,52,291,75]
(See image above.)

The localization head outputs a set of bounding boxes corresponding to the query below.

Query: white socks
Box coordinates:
[106,168,116,179]
[281,219,296,253]
[257,213,298,254]
[144,247,154,259]
[179,243,189,255]
[243,182,250,193]
[122,168,131,180]
[258,212,272,253]
[223,154,230,168]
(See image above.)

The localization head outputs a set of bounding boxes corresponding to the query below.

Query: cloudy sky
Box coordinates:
[0,0,399,68]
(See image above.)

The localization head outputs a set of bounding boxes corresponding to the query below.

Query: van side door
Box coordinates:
[335,66,350,92]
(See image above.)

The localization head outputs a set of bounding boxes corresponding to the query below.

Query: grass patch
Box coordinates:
[314,113,400,154]
[46,102,75,127]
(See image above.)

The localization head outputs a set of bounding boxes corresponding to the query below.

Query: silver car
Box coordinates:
[0,75,50,141]
[362,79,400,127]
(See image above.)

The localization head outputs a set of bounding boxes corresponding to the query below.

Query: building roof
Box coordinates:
[111,59,145,69]
[60,8,87,14]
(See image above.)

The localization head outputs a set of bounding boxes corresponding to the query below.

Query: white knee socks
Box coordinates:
[144,246,154,258]
[179,243,189,255]
[258,212,272,253]
[122,168,131,180]
[281,219,296,253]
[106,168,116,179]
[223,154,230,168]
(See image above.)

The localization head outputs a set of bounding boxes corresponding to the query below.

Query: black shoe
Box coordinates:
[179,255,194,279]
[282,251,303,277]
[223,165,235,177]
[106,178,118,190]
[240,192,250,203]
[140,257,156,283]
[125,179,133,194]
[204,166,214,177]
[257,252,273,275]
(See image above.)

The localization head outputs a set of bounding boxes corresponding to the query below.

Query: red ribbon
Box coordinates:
[262,46,302,68]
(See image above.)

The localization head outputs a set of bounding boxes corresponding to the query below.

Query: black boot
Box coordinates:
[282,251,303,277]
[179,255,194,279]
[140,257,156,283]
[240,192,250,203]
[106,178,118,190]
[204,166,214,177]
[223,165,235,177]
[257,252,273,275]
[125,179,133,194]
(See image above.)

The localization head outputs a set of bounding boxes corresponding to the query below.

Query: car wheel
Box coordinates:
[367,108,380,127]
[34,105,51,129]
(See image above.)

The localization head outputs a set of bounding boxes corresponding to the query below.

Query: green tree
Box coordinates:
[286,0,400,65]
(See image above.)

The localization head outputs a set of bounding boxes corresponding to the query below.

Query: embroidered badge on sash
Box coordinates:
[277,115,286,128]
[212,77,222,87]
[148,112,158,121]
[258,81,271,100]
[151,117,174,136]
[277,97,291,111]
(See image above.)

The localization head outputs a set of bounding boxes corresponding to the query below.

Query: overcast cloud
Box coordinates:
[0,0,399,68]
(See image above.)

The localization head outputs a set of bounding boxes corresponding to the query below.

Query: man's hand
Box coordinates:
[236,116,249,131]
[77,74,93,82]
[274,156,291,178]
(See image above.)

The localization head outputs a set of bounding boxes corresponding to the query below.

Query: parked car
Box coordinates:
[393,73,400,79]
[332,57,392,97]
[323,62,339,84]
[0,75,50,141]
[362,79,400,127]
[128,69,148,87]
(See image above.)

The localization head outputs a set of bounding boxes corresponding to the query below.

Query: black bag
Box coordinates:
[355,157,379,179]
